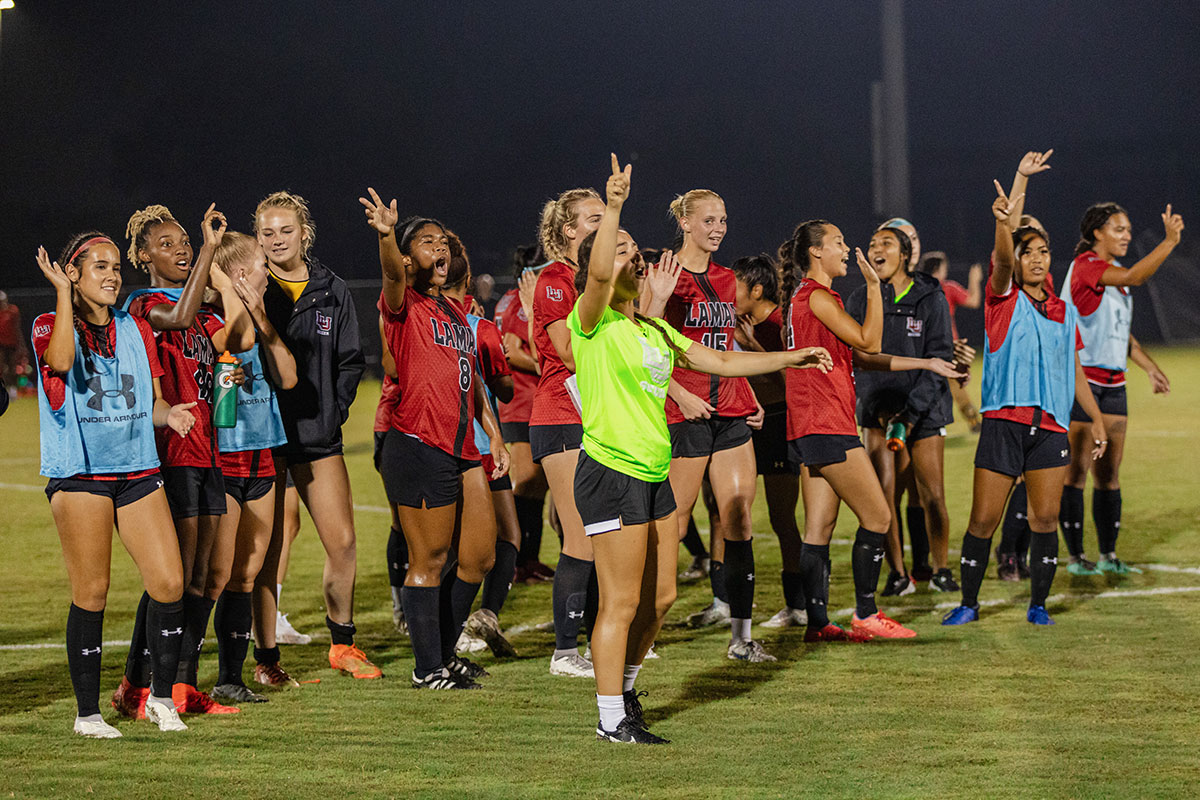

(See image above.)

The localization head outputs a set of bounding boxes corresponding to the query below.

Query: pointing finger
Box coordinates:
[611,153,620,174]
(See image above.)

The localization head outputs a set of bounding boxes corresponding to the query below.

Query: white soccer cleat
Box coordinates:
[455,629,488,654]
[275,612,312,645]
[760,607,808,629]
[549,651,595,678]
[144,697,188,732]
[73,715,122,739]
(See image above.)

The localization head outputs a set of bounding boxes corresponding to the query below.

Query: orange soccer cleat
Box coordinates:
[803,623,874,643]
[172,683,240,714]
[111,675,149,719]
[329,644,383,679]
[851,611,917,639]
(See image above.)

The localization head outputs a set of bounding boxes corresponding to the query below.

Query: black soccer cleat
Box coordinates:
[623,689,649,729]
[596,716,670,744]
[447,655,490,681]
[412,668,480,690]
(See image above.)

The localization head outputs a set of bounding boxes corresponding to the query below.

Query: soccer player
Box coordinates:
[1060,202,1183,574]
[919,252,984,430]
[34,235,194,736]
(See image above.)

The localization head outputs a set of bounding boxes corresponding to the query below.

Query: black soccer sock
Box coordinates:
[402,585,442,678]
[254,645,280,666]
[124,591,152,688]
[1028,529,1059,608]
[798,543,831,629]
[959,534,992,609]
[552,554,592,652]
[66,604,104,717]
[781,569,805,610]
[1093,488,1122,555]
[998,482,1028,555]
[326,616,357,647]
[851,527,887,618]
[723,539,756,621]
[214,590,252,687]
[906,505,930,567]
[482,540,519,615]
[439,577,482,664]
[387,526,409,588]
[709,560,729,604]
[146,598,184,699]
[175,592,215,687]
[514,494,546,566]
[682,516,708,559]
[1059,485,1085,557]
[583,563,599,640]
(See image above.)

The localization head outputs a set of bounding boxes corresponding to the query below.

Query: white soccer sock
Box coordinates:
[597,694,625,731]
[390,586,402,611]
[731,618,752,642]
[622,663,641,692]
[276,584,283,607]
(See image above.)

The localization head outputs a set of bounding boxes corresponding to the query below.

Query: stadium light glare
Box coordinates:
[0,2,13,11]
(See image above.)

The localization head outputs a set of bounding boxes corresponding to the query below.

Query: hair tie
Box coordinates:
[67,236,115,266]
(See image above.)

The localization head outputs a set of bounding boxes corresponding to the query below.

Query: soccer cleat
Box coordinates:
[392,605,408,636]
[1016,553,1031,580]
[910,563,934,582]
[1026,605,1055,625]
[173,683,240,714]
[624,689,649,729]
[678,555,711,582]
[996,551,1020,582]
[465,609,518,658]
[803,623,873,643]
[930,569,960,593]
[596,716,670,744]
[144,696,188,732]
[254,662,300,688]
[211,683,269,704]
[549,651,594,678]
[761,607,807,629]
[881,571,916,597]
[1097,557,1142,575]
[685,598,731,628]
[644,644,660,659]
[111,675,149,720]
[941,605,980,625]
[516,561,555,584]
[852,611,917,639]
[447,655,490,681]
[329,644,383,679]
[275,612,312,645]
[455,630,488,654]
[728,639,778,662]
[74,715,122,739]
[412,668,478,690]
[1067,557,1102,576]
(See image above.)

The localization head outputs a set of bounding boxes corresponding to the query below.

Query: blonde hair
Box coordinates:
[125,204,180,271]
[254,190,315,256]
[538,188,601,263]
[668,189,724,224]
[213,231,260,275]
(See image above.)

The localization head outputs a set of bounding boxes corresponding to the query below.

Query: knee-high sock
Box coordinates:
[214,590,253,687]
[402,585,441,679]
[146,598,184,699]
[175,593,215,687]
[552,554,592,652]
[998,482,1028,555]
[513,495,546,566]
[723,539,755,623]
[851,528,887,618]
[1093,488,1122,555]
[387,525,408,589]
[1059,485,1085,557]
[66,604,104,717]
[781,569,805,610]
[709,560,728,604]
[1028,529,1059,607]
[481,540,519,615]
[440,577,482,664]
[124,591,152,688]
[959,534,991,608]
[906,505,930,567]
[798,543,831,629]
[682,516,708,559]
[583,563,599,640]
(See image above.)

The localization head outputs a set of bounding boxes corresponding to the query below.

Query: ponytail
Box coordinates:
[538,188,601,264]
[778,219,830,303]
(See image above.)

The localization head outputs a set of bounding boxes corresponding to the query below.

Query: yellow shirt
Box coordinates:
[269,270,308,302]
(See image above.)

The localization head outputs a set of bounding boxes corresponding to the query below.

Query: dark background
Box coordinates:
[2,0,1197,351]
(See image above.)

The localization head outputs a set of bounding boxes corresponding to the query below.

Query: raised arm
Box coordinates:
[517,270,541,373]
[576,154,631,334]
[990,180,1021,295]
[234,273,297,390]
[964,263,984,308]
[681,340,831,377]
[146,205,226,331]
[34,248,76,374]
[209,265,255,354]
[808,249,882,352]
[639,250,681,319]
[360,187,405,311]
[1100,205,1184,287]
[1005,149,1052,228]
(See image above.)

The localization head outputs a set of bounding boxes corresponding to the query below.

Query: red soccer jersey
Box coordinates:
[0,305,22,348]
[941,279,969,340]
[492,288,517,328]
[474,316,511,388]
[374,374,400,434]
[530,261,580,426]
[1070,251,1128,386]
[663,263,757,423]
[749,305,786,406]
[784,281,858,439]
[219,448,275,479]
[126,294,224,468]
[498,294,537,423]
[380,288,480,460]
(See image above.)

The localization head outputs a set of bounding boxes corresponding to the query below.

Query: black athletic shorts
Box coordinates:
[481,453,513,492]
[1070,383,1127,422]
[382,429,478,509]
[373,430,386,473]
[161,465,228,518]
[669,415,753,459]
[274,440,343,466]
[861,416,948,443]
[500,421,530,444]
[753,404,792,475]
[974,417,1070,477]
[787,434,864,469]
[223,475,274,506]
[529,423,583,463]
[573,450,676,535]
[45,471,164,509]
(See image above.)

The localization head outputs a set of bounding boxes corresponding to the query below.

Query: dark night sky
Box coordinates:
[1,0,1198,294]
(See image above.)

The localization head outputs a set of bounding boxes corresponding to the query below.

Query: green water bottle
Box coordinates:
[885,420,907,452]
[213,351,239,429]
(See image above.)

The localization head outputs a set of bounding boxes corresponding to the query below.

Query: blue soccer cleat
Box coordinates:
[941,605,979,625]
[1026,605,1055,625]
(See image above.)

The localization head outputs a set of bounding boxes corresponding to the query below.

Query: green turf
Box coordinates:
[2,348,1199,798]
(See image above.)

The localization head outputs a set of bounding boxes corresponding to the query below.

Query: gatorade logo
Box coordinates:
[218,371,236,390]
[85,374,136,410]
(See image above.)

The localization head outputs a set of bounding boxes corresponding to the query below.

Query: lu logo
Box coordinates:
[316,311,333,335]
[85,374,137,411]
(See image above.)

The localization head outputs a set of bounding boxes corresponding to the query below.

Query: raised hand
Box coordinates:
[606,153,632,210]
[855,247,880,285]
[360,187,399,235]
[518,269,539,318]
[167,401,198,437]
[1017,149,1054,177]
[469,297,485,318]
[643,248,682,304]
[1162,204,1184,244]
[234,273,266,313]
[968,263,984,283]
[789,346,833,373]
[208,263,233,293]
[992,180,1024,225]
[36,247,72,293]
[734,314,762,351]
[201,203,228,247]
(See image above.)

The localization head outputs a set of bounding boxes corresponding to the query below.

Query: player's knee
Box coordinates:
[147,571,184,603]
[72,579,109,612]
[599,595,639,627]
[654,586,677,619]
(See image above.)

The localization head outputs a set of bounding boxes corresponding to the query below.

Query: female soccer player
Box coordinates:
[920,253,984,430]
[1060,202,1183,574]
[640,190,771,662]
[530,187,606,677]
[943,158,1109,627]
[573,156,831,743]
[256,191,379,680]
[780,221,962,642]
[207,232,298,702]
[34,235,195,736]
[359,190,509,689]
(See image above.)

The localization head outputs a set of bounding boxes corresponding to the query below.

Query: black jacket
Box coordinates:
[264,257,365,454]
[845,271,953,427]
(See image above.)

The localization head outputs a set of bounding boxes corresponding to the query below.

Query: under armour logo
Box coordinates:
[239,364,266,394]
[231,631,252,640]
[85,373,136,410]
[811,599,826,607]
[1061,449,1069,458]
[567,610,584,619]
[1042,556,1058,565]
[81,647,102,656]
[873,553,884,562]
[961,558,978,567]
[161,627,183,637]
[746,573,755,581]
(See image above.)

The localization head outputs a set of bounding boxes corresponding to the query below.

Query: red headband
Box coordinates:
[67,236,116,266]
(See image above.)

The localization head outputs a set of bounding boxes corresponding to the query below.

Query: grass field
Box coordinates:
[2,348,1199,799]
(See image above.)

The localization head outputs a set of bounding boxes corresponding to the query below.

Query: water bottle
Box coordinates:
[885,420,907,452]
[213,351,239,429]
